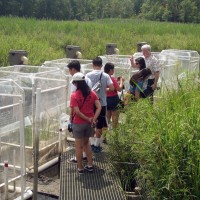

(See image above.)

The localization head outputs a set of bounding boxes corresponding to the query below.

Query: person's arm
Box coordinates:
[106,74,115,91]
[152,71,160,90]
[117,77,124,92]
[107,84,114,91]
[86,77,93,89]
[135,90,140,101]
[93,100,101,124]
[69,108,73,121]
[130,55,137,68]
[73,107,92,122]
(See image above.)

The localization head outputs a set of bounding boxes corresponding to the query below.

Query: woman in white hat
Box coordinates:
[69,72,101,174]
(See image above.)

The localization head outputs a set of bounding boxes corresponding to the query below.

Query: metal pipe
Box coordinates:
[26,147,72,174]
[27,157,58,174]
[40,85,66,94]
[4,161,9,200]
[67,137,75,142]
[19,99,26,199]
[8,185,23,193]
[33,88,41,200]
[0,137,1,163]
[58,128,62,178]
[20,56,28,65]
[0,102,21,111]
[0,175,21,188]
[0,94,22,98]
[14,189,33,200]
[0,142,32,149]
[0,163,21,170]
[13,150,16,193]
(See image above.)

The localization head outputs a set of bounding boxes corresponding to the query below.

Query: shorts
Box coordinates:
[95,106,108,129]
[107,95,120,111]
[141,79,154,98]
[72,123,94,139]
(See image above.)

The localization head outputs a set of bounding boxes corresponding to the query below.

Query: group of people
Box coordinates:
[66,44,160,174]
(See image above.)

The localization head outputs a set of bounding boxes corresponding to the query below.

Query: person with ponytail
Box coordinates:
[68,72,101,174]
[124,68,152,104]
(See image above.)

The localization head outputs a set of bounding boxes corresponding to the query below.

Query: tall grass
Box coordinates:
[0,17,200,66]
[107,76,200,199]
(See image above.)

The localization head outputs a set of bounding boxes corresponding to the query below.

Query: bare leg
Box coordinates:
[83,137,93,166]
[111,109,120,129]
[95,128,102,138]
[75,139,83,170]
[106,110,112,124]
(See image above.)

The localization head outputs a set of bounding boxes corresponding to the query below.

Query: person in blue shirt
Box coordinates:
[125,68,152,104]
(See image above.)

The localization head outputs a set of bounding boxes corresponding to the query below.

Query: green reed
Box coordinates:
[107,76,200,199]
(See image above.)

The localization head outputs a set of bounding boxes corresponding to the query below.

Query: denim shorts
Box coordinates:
[107,95,120,111]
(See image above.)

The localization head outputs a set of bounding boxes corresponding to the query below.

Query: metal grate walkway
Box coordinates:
[59,148,126,200]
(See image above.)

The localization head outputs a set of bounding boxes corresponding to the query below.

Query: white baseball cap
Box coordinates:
[71,72,85,82]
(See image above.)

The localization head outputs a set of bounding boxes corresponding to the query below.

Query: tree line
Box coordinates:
[0,0,199,23]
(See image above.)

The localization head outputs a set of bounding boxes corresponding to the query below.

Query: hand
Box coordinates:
[121,77,125,83]
[91,119,97,128]
[130,55,134,62]
[88,117,93,123]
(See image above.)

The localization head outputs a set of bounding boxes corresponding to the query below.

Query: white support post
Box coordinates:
[33,88,41,200]
[19,99,25,199]
[4,161,9,200]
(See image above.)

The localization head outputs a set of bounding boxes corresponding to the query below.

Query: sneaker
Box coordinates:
[78,169,84,175]
[67,157,88,164]
[84,165,94,172]
[67,157,77,164]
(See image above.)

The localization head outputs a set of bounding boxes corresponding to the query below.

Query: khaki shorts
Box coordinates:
[72,123,94,139]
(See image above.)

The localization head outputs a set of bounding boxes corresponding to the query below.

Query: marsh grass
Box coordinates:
[0,17,200,66]
[107,75,200,199]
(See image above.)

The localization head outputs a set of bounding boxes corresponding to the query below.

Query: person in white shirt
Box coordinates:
[86,56,114,153]
[130,44,160,99]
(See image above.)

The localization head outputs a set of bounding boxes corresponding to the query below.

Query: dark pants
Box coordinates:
[141,79,155,98]
[94,106,108,129]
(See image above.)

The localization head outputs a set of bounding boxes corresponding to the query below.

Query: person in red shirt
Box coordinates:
[69,72,101,174]
[104,63,124,128]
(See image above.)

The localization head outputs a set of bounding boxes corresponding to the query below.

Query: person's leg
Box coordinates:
[94,128,102,145]
[75,139,84,170]
[83,137,93,166]
[82,125,94,172]
[93,106,107,152]
[106,110,112,124]
[124,92,132,106]
[111,109,120,129]
[95,106,105,139]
